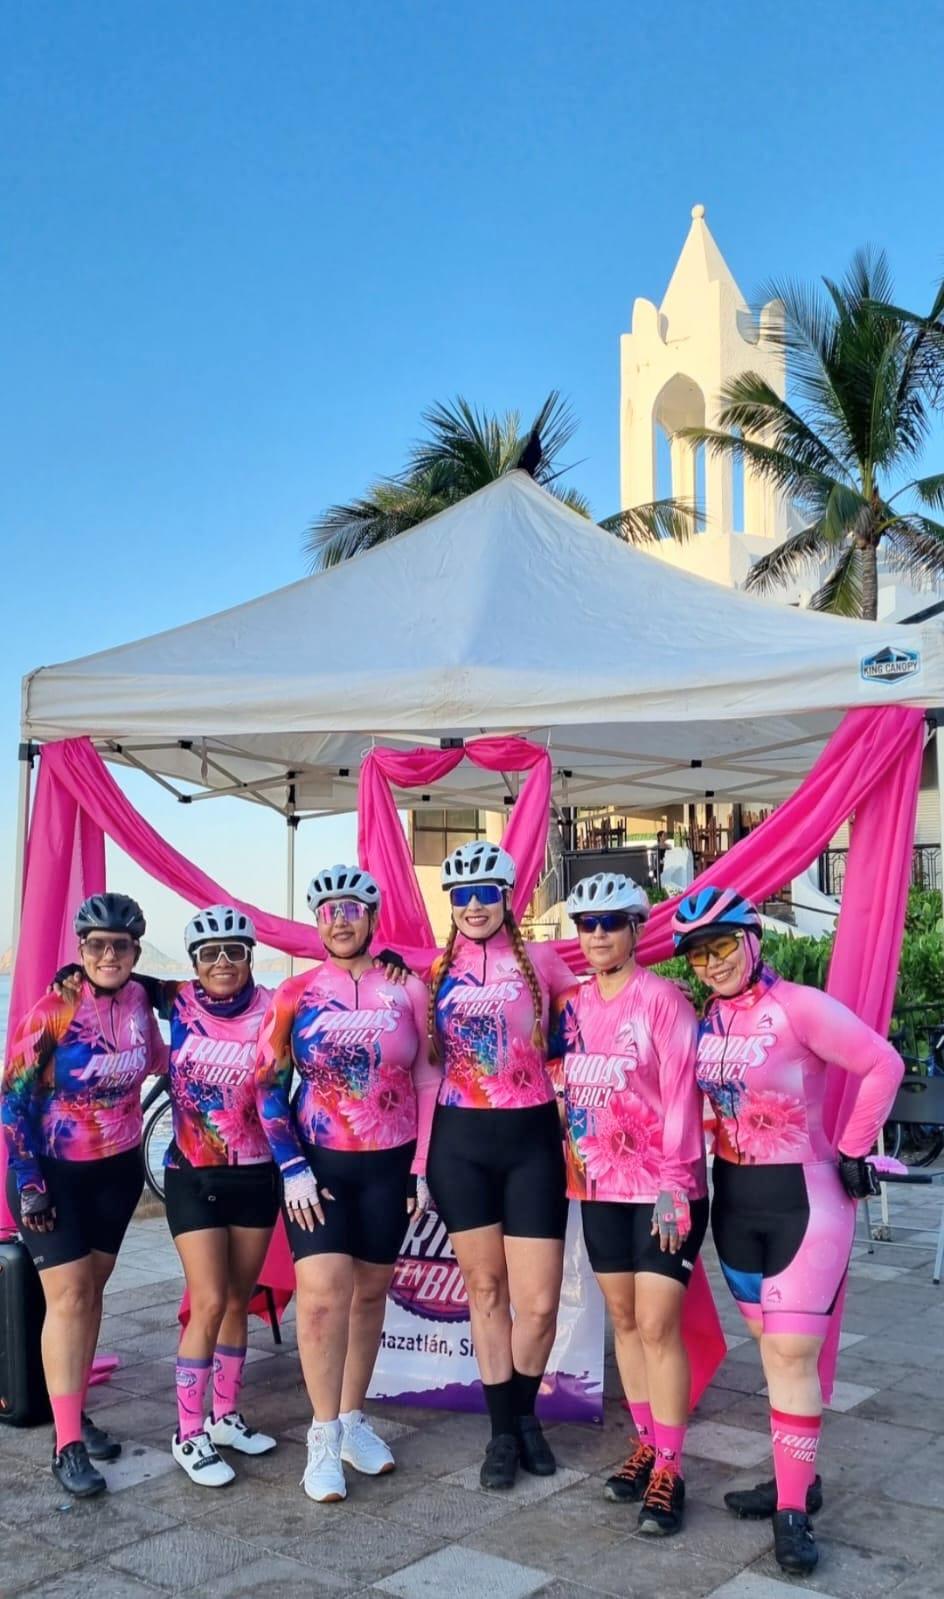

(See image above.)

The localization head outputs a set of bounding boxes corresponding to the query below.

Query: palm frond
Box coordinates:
[304,475,449,570]
[600,498,701,544]
[550,484,592,517]
[809,544,864,616]
[743,521,832,595]
[713,373,850,479]
[902,473,944,512]
[680,425,838,514]
[883,516,944,583]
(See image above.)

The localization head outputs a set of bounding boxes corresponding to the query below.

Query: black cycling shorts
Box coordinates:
[6,1147,144,1272]
[426,1100,568,1240]
[710,1157,855,1327]
[285,1140,416,1266]
[581,1196,709,1284]
[164,1161,281,1239]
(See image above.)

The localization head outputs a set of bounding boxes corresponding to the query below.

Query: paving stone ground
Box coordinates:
[2,1181,943,1599]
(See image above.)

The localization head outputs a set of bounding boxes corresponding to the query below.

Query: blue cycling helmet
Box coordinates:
[671,886,761,953]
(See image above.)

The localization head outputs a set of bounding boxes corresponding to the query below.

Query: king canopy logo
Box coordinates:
[861,645,920,684]
[388,1209,469,1323]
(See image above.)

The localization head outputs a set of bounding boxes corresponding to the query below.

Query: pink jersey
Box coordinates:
[256,964,439,1177]
[558,968,707,1203]
[432,929,576,1111]
[696,967,904,1165]
[167,983,273,1168]
[3,980,166,1192]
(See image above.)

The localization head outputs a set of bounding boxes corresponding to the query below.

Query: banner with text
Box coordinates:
[368,1201,604,1422]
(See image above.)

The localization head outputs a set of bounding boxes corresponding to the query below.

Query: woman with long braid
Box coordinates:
[425,842,575,1492]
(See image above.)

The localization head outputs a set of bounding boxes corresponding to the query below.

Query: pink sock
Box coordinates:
[50,1392,84,1453]
[628,1400,654,1449]
[653,1418,687,1478]
[212,1344,246,1423]
[175,1356,212,1441]
[771,1408,821,1511]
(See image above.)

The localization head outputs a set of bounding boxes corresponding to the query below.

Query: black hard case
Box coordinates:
[0,1236,50,1426]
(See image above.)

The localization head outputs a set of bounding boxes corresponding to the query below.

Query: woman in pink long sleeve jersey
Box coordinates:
[426,842,576,1493]
[672,886,904,1578]
[557,872,708,1540]
[256,865,439,1505]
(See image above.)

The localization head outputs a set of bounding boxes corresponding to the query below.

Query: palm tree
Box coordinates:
[306,391,699,569]
[680,249,944,618]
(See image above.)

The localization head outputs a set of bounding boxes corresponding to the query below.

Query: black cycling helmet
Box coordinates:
[74,893,146,941]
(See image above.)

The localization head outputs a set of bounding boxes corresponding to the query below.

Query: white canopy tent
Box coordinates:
[21,472,944,831]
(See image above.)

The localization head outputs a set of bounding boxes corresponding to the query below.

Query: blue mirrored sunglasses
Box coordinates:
[449,883,505,908]
[574,912,633,934]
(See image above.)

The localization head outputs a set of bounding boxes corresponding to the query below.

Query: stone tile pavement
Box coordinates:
[2,1181,943,1599]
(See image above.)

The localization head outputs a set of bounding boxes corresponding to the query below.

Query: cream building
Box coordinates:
[620,204,944,623]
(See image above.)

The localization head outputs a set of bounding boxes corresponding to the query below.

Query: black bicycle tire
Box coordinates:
[906,1129,944,1169]
[142,1098,173,1203]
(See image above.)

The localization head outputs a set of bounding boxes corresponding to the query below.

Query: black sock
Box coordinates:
[482,1379,516,1439]
[511,1368,542,1420]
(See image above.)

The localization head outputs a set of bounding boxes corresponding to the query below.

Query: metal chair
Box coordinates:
[861,1075,944,1283]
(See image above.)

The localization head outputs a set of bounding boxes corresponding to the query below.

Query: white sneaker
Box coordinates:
[340,1410,395,1475]
[207,1411,277,1456]
[302,1420,346,1503]
[172,1429,235,1487]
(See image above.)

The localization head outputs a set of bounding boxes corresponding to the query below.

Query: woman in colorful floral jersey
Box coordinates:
[425,842,576,1493]
[672,886,903,1577]
[157,905,281,1490]
[557,872,707,1539]
[255,865,438,1505]
[2,893,165,1500]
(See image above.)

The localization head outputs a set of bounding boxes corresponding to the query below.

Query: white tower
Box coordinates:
[620,205,790,588]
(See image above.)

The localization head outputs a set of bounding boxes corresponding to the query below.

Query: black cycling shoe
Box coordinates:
[51,1441,107,1499]
[515,1415,556,1476]
[724,1474,823,1519]
[773,1509,819,1575]
[82,1411,122,1462]
[480,1433,519,1491]
[637,1467,685,1536]
[604,1443,656,1503]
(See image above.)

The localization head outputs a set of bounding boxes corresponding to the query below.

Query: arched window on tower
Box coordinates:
[655,422,673,507]
[694,440,706,522]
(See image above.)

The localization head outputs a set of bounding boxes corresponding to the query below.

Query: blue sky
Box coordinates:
[2,0,942,955]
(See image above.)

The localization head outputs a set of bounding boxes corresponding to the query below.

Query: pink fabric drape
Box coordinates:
[357,738,552,948]
[3,709,925,1389]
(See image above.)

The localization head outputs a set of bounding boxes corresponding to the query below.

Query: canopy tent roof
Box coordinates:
[22,473,944,818]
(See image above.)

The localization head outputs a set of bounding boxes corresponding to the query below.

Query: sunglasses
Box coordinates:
[81,935,136,957]
[449,884,504,908]
[685,932,743,969]
[316,899,369,926]
[195,942,252,965]
[574,912,634,935]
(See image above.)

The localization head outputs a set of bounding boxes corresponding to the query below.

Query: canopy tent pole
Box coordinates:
[11,742,35,957]
[285,779,297,977]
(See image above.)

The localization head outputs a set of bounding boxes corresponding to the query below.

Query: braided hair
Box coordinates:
[427,905,545,1063]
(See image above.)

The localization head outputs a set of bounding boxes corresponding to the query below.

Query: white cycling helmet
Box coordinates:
[185,904,256,953]
[306,863,381,914]
[441,841,516,891]
[566,872,650,923]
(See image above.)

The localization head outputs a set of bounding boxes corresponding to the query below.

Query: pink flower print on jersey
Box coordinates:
[341,1076,416,1147]
[482,1037,550,1110]
[578,1096,663,1199]
[721,1088,808,1164]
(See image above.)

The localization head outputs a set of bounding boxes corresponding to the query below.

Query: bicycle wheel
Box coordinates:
[904,1127,944,1169]
[142,1098,174,1202]
[882,1121,903,1161]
